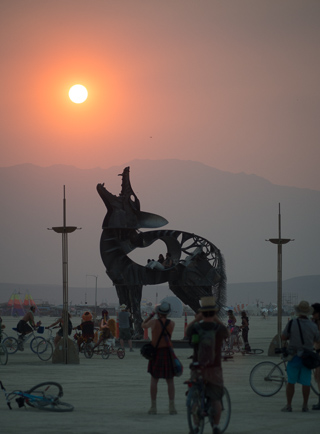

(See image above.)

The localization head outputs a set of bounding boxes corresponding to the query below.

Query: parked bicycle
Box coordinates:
[249,347,320,397]
[0,380,74,412]
[0,342,8,365]
[223,332,263,356]
[2,327,52,361]
[186,362,231,434]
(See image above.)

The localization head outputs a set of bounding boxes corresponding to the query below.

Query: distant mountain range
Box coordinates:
[0,159,320,307]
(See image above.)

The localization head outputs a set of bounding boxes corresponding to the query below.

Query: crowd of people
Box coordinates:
[146,252,174,270]
[1,294,320,433]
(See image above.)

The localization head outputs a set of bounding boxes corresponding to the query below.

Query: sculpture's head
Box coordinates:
[97,166,168,229]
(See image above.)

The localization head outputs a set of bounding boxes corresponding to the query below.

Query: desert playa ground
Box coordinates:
[1,315,319,434]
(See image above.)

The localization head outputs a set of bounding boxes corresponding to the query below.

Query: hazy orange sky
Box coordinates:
[1,1,320,190]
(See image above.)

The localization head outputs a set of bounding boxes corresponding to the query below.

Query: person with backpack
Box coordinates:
[186,296,229,434]
[311,302,320,410]
[281,300,320,412]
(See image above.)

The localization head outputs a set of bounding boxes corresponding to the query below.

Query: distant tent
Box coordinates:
[23,293,38,311]
[7,292,25,317]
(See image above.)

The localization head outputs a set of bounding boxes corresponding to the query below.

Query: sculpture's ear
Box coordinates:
[137,211,168,229]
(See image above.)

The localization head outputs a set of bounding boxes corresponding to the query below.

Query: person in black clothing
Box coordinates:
[47,312,73,347]
[73,311,95,351]
[186,296,229,434]
[163,252,173,268]
[240,311,251,352]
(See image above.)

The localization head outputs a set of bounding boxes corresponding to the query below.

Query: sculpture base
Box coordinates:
[268,334,282,357]
[52,338,80,364]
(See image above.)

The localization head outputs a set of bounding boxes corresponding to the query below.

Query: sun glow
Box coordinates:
[69,84,88,103]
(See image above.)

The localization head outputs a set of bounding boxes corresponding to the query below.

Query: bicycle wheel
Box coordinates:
[26,382,63,408]
[30,337,47,354]
[0,331,8,341]
[311,368,320,396]
[78,341,85,354]
[3,337,18,354]
[37,341,53,361]
[31,398,74,412]
[186,384,205,434]
[102,345,110,359]
[0,342,8,365]
[219,387,231,433]
[250,361,284,397]
[117,347,125,359]
[84,344,93,359]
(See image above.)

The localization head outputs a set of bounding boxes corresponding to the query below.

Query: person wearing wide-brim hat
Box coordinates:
[141,301,177,415]
[294,300,314,316]
[185,296,229,433]
[281,300,320,412]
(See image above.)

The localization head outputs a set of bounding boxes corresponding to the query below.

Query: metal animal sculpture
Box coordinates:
[97,167,226,337]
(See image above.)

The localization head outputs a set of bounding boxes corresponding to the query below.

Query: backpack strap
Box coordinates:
[194,322,201,334]
[296,319,305,345]
[287,319,293,336]
[155,319,170,349]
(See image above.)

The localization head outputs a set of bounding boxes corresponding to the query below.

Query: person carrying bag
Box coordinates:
[281,300,320,412]
[141,301,178,415]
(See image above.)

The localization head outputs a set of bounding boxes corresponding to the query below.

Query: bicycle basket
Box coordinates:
[37,326,44,334]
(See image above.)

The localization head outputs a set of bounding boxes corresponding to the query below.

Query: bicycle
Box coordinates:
[223,329,243,353]
[84,338,125,359]
[104,339,125,359]
[83,341,110,359]
[0,380,74,412]
[0,331,8,341]
[36,328,54,361]
[186,362,231,434]
[223,332,263,356]
[73,332,95,355]
[0,342,8,365]
[249,347,320,397]
[2,327,52,361]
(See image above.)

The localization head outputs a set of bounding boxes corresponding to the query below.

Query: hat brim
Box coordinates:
[294,306,313,316]
[155,306,171,315]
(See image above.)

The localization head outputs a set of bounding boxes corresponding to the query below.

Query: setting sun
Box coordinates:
[69,84,88,103]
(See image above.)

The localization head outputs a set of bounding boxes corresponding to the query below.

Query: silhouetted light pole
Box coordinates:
[48,186,80,364]
[266,203,294,347]
[86,274,98,319]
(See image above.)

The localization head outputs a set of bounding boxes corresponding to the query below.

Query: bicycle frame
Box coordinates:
[0,381,48,410]
[0,380,74,412]
[15,328,44,347]
[267,360,287,384]
[186,364,231,434]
